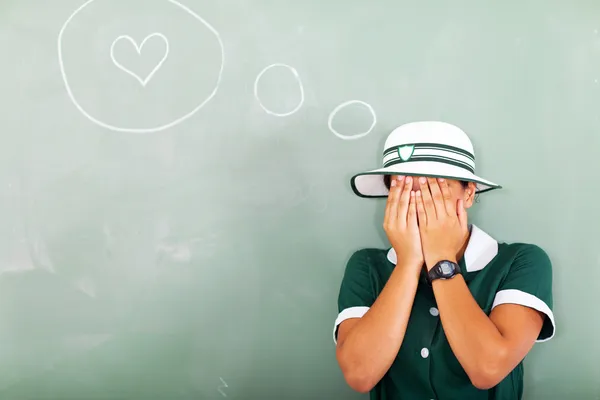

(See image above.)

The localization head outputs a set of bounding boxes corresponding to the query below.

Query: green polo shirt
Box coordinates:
[333,224,555,400]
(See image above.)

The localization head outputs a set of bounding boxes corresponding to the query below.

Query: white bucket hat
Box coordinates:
[351,121,502,197]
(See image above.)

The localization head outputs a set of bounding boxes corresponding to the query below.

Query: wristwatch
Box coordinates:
[427,260,461,282]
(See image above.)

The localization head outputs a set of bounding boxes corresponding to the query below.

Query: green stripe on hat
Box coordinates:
[384,155,475,174]
[383,142,475,161]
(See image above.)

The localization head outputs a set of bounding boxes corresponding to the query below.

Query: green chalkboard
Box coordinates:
[0,0,598,398]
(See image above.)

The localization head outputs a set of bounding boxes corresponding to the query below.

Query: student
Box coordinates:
[333,121,555,399]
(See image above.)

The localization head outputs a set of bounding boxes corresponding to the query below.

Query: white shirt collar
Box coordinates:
[386,224,498,272]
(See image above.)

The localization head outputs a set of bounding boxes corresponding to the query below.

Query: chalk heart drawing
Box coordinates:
[110,33,169,87]
[58,0,225,134]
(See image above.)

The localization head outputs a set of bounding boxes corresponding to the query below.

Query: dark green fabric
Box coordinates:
[334,240,554,400]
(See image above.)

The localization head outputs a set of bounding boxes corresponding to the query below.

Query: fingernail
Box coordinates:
[397,175,404,181]
[419,177,427,184]
[438,178,445,182]
[416,190,421,196]
[391,179,397,187]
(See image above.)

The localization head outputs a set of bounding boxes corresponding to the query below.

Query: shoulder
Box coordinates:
[498,241,553,273]
[346,248,384,265]
[492,242,556,341]
[343,248,391,276]
[338,248,394,291]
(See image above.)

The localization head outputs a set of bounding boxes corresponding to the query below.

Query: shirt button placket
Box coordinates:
[426,305,439,399]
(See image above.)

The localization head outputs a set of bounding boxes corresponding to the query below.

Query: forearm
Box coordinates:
[337,263,420,391]
[432,275,508,388]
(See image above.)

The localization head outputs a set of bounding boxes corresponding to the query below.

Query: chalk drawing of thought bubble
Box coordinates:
[58,0,225,134]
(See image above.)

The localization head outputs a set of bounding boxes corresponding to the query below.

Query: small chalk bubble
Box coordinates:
[595,29,598,34]
[328,100,377,140]
[254,63,305,117]
[595,79,598,84]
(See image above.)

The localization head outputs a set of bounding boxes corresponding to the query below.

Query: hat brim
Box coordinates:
[351,161,502,198]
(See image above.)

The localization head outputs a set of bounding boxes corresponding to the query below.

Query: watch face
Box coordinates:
[439,261,454,276]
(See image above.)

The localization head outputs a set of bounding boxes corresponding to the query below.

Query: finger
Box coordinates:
[398,176,413,224]
[384,176,395,224]
[383,177,396,229]
[387,175,404,223]
[408,190,418,227]
[427,177,446,217]
[457,199,468,230]
[437,178,454,216]
[415,189,427,226]
[418,177,437,220]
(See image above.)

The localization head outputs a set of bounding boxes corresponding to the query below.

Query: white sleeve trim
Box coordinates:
[332,306,370,345]
[492,289,556,342]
